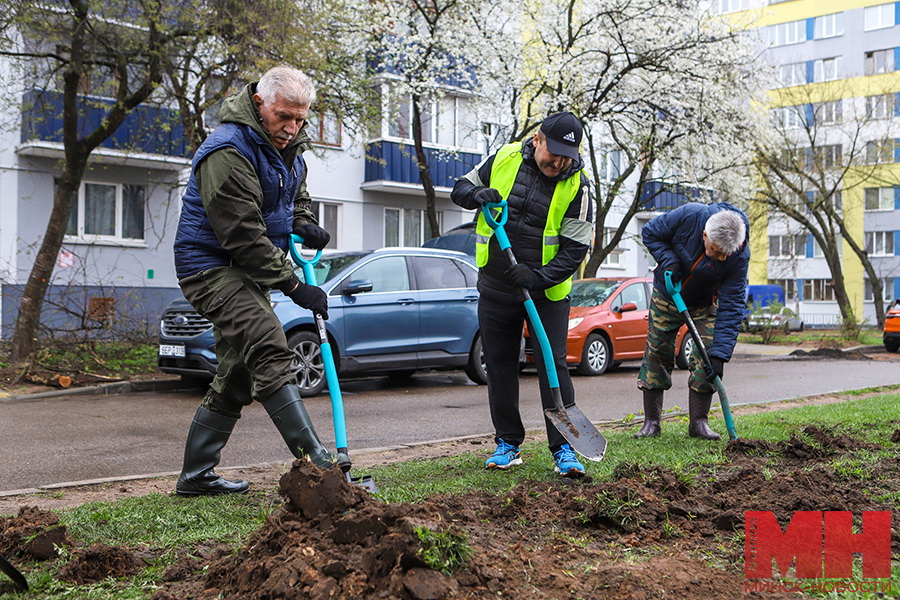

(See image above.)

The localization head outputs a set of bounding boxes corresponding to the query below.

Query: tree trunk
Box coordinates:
[412,96,440,239]
[9,165,86,362]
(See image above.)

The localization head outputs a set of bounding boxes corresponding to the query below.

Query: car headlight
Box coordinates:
[568,317,583,330]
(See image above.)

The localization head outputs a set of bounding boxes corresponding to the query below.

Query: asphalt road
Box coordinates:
[1,351,898,493]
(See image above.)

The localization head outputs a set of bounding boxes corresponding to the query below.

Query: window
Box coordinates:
[716,0,750,14]
[769,279,798,302]
[777,62,807,87]
[864,187,894,210]
[812,144,842,169]
[865,94,895,119]
[865,49,895,75]
[864,3,895,31]
[600,149,622,181]
[813,100,841,125]
[803,279,835,301]
[813,13,843,39]
[865,277,894,302]
[613,282,648,311]
[865,140,895,165]
[600,228,625,267]
[865,231,895,256]
[813,57,842,82]
[307,111,341,147]
[65,181,145,242]
[384,207,441,246]
[386,89,477,150]
[771,105,805,129]
[348,256,409,293]
[310,201,339,249]
[768,234,805,258]
[411,256,468,290]
[768,20,806,47]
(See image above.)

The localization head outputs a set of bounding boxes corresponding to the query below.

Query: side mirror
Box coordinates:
[343,279,374,295]
[616,302,638,313]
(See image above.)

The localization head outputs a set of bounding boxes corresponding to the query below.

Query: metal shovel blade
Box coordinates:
[0,552,28,591]
[544,404,607,462]
[348,473,379,494]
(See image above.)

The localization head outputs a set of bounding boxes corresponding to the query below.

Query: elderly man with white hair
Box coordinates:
[635,202,750,441]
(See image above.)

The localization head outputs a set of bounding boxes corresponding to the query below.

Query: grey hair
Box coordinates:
[704,210,746,256]
[256,66,316,107]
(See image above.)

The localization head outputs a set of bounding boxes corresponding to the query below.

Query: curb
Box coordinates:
[0,377,186,404]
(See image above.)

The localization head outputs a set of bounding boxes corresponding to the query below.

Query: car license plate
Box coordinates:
[159,344,186,358]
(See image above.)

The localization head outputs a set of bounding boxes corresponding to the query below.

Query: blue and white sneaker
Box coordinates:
[552,444,585,478]
[485,439,523,470]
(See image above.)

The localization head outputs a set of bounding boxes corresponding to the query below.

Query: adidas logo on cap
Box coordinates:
[563,132,576,142]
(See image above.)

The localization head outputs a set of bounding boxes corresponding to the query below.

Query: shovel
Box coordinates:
[481,202,606,461]
[289,234,378,492]
[0,552,27,591]
[664,271,738,440]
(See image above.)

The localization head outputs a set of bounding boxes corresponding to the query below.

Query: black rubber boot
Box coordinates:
[688,388,721,440]
[262,384,336,468]
[635,390,664,438]
[176,406,250,497]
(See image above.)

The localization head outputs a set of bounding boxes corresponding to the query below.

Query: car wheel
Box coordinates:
[886,339,900,353]
[577,333,610,376]
[286,330,327,397]
[675,334,693,370]
[465,334,488,385]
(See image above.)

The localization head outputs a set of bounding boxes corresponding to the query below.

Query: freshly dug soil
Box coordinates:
[2,425,898,599]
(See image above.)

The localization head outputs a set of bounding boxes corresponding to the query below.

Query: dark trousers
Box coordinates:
[179,266,294,418]
[478,293,575,451]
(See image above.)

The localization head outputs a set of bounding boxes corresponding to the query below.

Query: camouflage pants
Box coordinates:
[637,287,717,394]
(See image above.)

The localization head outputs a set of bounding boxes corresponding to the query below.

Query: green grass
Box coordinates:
[739,328,884,347]
[2,389,898,599]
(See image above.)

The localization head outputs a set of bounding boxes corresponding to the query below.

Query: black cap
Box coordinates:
[540,112,583,159]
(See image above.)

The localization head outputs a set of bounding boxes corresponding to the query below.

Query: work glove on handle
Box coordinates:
[279,275,329,320]
[473,187,502,207]
[705,356,724,383]
[505,264,539,290]
[293,223,331,250]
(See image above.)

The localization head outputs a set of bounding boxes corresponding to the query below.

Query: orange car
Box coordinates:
[525,277,690,375]
[885,298,900,353]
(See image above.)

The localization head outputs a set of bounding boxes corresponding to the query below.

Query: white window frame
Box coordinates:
[309,201,340,249]
[864,3,894,31]
[769,20,806,47]
[803,278,835,302]
[814,100,842,125]
[865,231,895,257]
[64,181,147,246]
[600,228,625,268]
[813,57,842,82]
[865,94,894,119]
[384,207,442,247]
[768,234,805,258]
[385,87,478,152]
[716,0,750,14]
[865,187,894,211]
[813,13,843,39]
[772,105,805,129]
[866,140,895,165]
[865,277,894,302]
[865,49,895,75]
[777,62,807,87]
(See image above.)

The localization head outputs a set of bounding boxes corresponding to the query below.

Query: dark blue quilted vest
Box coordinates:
[174,122,303,279]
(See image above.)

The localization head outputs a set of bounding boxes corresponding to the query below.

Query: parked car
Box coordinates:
[884,298,900,353]
[524,277,690,375]
[742,284,804,333]
[422,221,476,256]
[158,247,487,395]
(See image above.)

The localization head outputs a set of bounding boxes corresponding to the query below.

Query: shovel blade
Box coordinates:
[346,472,378,494]
[544,405,607,462]
[0,553,28,591]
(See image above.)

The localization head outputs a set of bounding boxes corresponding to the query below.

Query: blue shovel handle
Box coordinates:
[289,234,347,451]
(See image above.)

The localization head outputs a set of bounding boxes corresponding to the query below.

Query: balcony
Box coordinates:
[364,140,482,192]
[639,180,712,211]
[19,89,191,162]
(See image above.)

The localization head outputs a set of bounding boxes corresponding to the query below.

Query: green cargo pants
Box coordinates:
[179,266,295,418]
[637,287,717,395]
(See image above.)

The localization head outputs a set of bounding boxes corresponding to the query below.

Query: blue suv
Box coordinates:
[158,247,486,396]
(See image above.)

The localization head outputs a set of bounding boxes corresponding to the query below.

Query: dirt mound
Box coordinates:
[58,543,150,584]
[790,348,870,360]
[0,506,71,561]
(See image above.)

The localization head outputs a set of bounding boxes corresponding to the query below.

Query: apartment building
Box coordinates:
[730,0,900,325]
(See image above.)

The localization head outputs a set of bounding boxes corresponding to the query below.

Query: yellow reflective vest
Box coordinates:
[475,143,583,301]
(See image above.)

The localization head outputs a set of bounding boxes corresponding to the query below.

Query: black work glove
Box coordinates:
[473,187,502,207]
[661,261,682,283]
[505,264,538,289]
[293,223,331,250]
[279,275,329,320]
[705,357,724,383]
